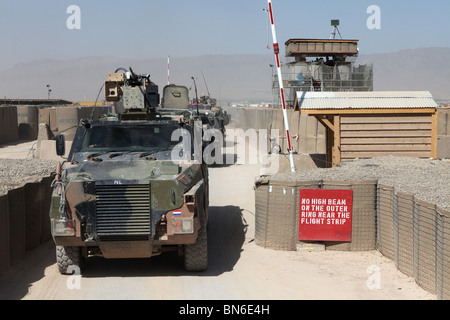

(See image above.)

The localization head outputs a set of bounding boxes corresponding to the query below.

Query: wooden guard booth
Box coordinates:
[295,91,438,167]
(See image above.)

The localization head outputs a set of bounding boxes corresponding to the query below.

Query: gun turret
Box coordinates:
[105,67,160,121]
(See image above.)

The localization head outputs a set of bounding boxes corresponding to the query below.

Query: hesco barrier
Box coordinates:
[255,179,321,250]
[0,177,52,274]
[255,179,377,251]
[322,181,377,251]
[255,178,450,299]
[0,106,19,144]
[51,106,110,141]
[17,105,39,140]
[436,207,450,300]
[377,185,450,299]
[0,194,9,274]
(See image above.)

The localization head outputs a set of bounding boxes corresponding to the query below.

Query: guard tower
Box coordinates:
[272,20,373,107]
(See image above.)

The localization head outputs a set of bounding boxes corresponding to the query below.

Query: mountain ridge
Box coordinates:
[1,47,449,103]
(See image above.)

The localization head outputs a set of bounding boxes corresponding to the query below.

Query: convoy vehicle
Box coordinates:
[50,68,209,274]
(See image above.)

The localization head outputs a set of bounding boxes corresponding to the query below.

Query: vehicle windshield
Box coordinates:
[80,124,183,152]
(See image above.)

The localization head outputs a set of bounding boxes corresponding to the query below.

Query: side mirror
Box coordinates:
[55,134,66,156]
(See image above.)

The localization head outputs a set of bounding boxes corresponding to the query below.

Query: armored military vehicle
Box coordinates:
[50,68,209,274]
[194,93,230,138]
[158,83,226,164]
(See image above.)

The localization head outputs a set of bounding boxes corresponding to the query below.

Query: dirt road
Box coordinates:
[0,139,436,301]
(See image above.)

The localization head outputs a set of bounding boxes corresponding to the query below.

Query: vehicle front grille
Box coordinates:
[95,184,151,239]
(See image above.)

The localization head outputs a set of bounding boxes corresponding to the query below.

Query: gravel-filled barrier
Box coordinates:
[0,159,56,273]
[255,156,450,299]
[255,178,378,251]
[0,159,57,196]
[270,156,450,211]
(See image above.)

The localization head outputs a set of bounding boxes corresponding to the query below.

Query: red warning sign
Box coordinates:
[299,189,353,241]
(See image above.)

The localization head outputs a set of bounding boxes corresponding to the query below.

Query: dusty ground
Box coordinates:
[0,138,437,301]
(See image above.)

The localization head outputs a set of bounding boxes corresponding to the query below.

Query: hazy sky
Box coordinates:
[0,0,449,71]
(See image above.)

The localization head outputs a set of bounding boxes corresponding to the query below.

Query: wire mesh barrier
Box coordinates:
[377,185,395,260]
[436,207,450,300]
[394,192,415,277]
[377,188,450,298]
[413,199,437,294]
[322,181,377,251]
[0,176,53,274]
[255,178,321,250]
[255,178,450,299]
[255,179,377,251]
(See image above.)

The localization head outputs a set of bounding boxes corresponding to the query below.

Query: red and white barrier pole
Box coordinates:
[267,0,296,172]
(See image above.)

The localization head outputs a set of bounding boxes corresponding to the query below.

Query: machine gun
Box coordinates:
[104,67,160,121]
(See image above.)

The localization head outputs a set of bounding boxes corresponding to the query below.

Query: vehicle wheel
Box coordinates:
[56,246,81,275]
[184,223,208,272]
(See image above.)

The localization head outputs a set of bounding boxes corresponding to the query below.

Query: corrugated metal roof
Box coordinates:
[296,91,438,109]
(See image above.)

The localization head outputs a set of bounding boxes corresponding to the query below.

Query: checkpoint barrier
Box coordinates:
[0,176,53,274]
[255,177,450,299]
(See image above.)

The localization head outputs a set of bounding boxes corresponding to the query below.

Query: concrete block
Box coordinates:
[56,107,79,141]
[437,108,450,136]
[38,140,72,160]
[37,123,51,141]
[437,136,450,159]
[0,106,19,144]
[17,105,39,140]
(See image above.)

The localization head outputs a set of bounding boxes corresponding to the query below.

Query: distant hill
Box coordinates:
[0,47,449,104]
[0,55,274,104]
[357,47,450,102]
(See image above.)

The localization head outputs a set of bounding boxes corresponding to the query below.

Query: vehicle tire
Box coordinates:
[184,223,208,272]
[56,246,81,275]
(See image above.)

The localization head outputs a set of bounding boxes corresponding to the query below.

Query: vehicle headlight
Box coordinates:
[51,219,76,236]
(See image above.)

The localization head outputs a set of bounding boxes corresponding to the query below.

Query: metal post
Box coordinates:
[167,55,170,85]
[267,0,296,172]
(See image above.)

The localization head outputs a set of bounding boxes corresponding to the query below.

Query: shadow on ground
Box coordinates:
[0,205,247,299]
[81,205,247,278]
[0,241,56,300]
